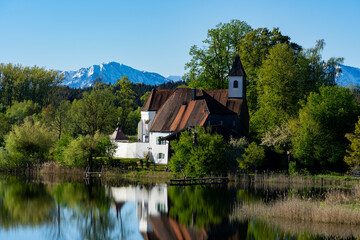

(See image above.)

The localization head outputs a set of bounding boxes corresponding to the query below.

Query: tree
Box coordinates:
[169,128,228,177]
[344,118,360,170]
[4,118,56,166]
[185,20,252,89]
[63,131,116,172]
[291,86,360,172]
[238,142,265,170]
[70,86,117,136]
[114,76,137,134]
[238,27,301,112]
[40,101,71,140]
[251,43,299,139]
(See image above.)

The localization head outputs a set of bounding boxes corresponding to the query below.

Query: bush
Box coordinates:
[239,142,265,170]
[169,127,228,177]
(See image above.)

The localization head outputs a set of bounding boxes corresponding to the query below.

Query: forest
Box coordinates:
[1,19,360,175]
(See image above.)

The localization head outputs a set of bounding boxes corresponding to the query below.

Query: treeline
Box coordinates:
[178,19,360,175]
[0,64,185,171]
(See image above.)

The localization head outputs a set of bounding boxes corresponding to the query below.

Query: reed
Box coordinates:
[231,184,360,225]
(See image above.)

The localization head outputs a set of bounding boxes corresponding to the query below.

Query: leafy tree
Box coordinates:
[40,101,71,140]
[169,128,228,177]
[4,118,57,166]
[239,142,265,170]
[63,131,116,171]
[252,43,300,139]
[70,86,117,136]
[114,76,136,133]
[291,86,360,172]
[0,64,62,107]
[238,28,301,112]
[344,118,360,170]
[185,20,252,89]
[6,100,41,125]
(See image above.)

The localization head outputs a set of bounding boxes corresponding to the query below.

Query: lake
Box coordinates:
[0,177,357,240]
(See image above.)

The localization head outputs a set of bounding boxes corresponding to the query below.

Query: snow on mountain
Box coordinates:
[60,62,180,88]
[165,75,182,82]
[337,64,360,87]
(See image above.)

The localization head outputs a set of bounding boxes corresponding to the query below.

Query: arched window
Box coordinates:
[233,80,238,88]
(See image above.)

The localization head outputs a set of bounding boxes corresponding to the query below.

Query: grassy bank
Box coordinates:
[231,184,360,225]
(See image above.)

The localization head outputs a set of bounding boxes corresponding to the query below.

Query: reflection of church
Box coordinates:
[107,184,242,240]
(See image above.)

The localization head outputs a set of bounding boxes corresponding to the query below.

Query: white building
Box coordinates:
[112,55,249,164]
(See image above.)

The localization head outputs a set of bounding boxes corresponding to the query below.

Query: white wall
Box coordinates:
[229,76,243,98]
[149,132,171,164]
[113,142,151,159]
[138,111,157,142]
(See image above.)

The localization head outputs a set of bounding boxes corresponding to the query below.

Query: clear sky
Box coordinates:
[0,0,359,77]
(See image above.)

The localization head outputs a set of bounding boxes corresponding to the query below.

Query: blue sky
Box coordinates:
[0,0,359,76]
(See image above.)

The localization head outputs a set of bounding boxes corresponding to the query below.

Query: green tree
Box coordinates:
[115,76,137,134]
[344,118,360,170]
[70,86,117,136]
[63,131,116,171]
[185,20,252,89]
[238,27,301,112]
[291,86,360,172]
[239,142,265,170]
[251,43,300,139]
[4,118,57,166]
[6,100,41,125]
[169,128,228,177]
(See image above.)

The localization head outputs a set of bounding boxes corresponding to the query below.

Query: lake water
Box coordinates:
[0,177,357,240]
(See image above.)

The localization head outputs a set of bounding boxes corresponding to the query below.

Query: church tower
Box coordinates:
[228,54,246,99]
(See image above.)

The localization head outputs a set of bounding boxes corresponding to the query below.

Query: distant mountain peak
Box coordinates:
[60,62,180,88]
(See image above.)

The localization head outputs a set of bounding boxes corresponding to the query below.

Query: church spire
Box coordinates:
[229,54,246,77]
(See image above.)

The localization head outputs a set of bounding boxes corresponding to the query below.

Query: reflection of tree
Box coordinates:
[54,180,117,240]
[0,179,55,229]
[168,185,236,229]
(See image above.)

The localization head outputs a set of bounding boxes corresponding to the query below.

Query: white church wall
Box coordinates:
[139,111,157,142]
[149,132,171,164]
[113,142,151,159]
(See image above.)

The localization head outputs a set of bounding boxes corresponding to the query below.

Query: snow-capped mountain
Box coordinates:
[337,64,360,87]
[60,62,180,88]
[165,75,182,82]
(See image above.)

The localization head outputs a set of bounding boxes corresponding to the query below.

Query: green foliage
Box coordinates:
[291,86,360,172]
[239,27,301,112]
[288,161,298,175]
[169,128,228,177]
[239,142,265,170]
[70,86,117,136]
[0,63,63,107]
[3,118,56,166]
[185,19,252,89]
[62,132,116,170]
[6,100,41,125]
[252,43,300,139]
[227,137,248,168]
[344,118,360,170]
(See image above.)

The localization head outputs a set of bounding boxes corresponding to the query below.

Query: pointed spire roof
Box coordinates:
[109,123,129,141]
[229,54,246,77]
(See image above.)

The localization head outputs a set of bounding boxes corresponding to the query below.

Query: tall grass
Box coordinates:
[231,183,360,225]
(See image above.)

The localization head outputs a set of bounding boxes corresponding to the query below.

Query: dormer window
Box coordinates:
[233,80,238,88]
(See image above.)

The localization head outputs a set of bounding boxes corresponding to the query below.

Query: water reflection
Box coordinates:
[0,178,357,239]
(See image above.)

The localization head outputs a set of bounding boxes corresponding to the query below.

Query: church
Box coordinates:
[111,55,249,164]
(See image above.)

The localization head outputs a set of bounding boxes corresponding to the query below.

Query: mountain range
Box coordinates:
[59,62,360,89]
[59,62,182,88]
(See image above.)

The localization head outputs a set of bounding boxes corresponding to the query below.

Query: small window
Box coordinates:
[158,153,165,159]
[220,120,223,125]
[156,137,166,145]
[233,80,238,88]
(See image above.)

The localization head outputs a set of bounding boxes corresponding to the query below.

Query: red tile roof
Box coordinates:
[148,88,245,132]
